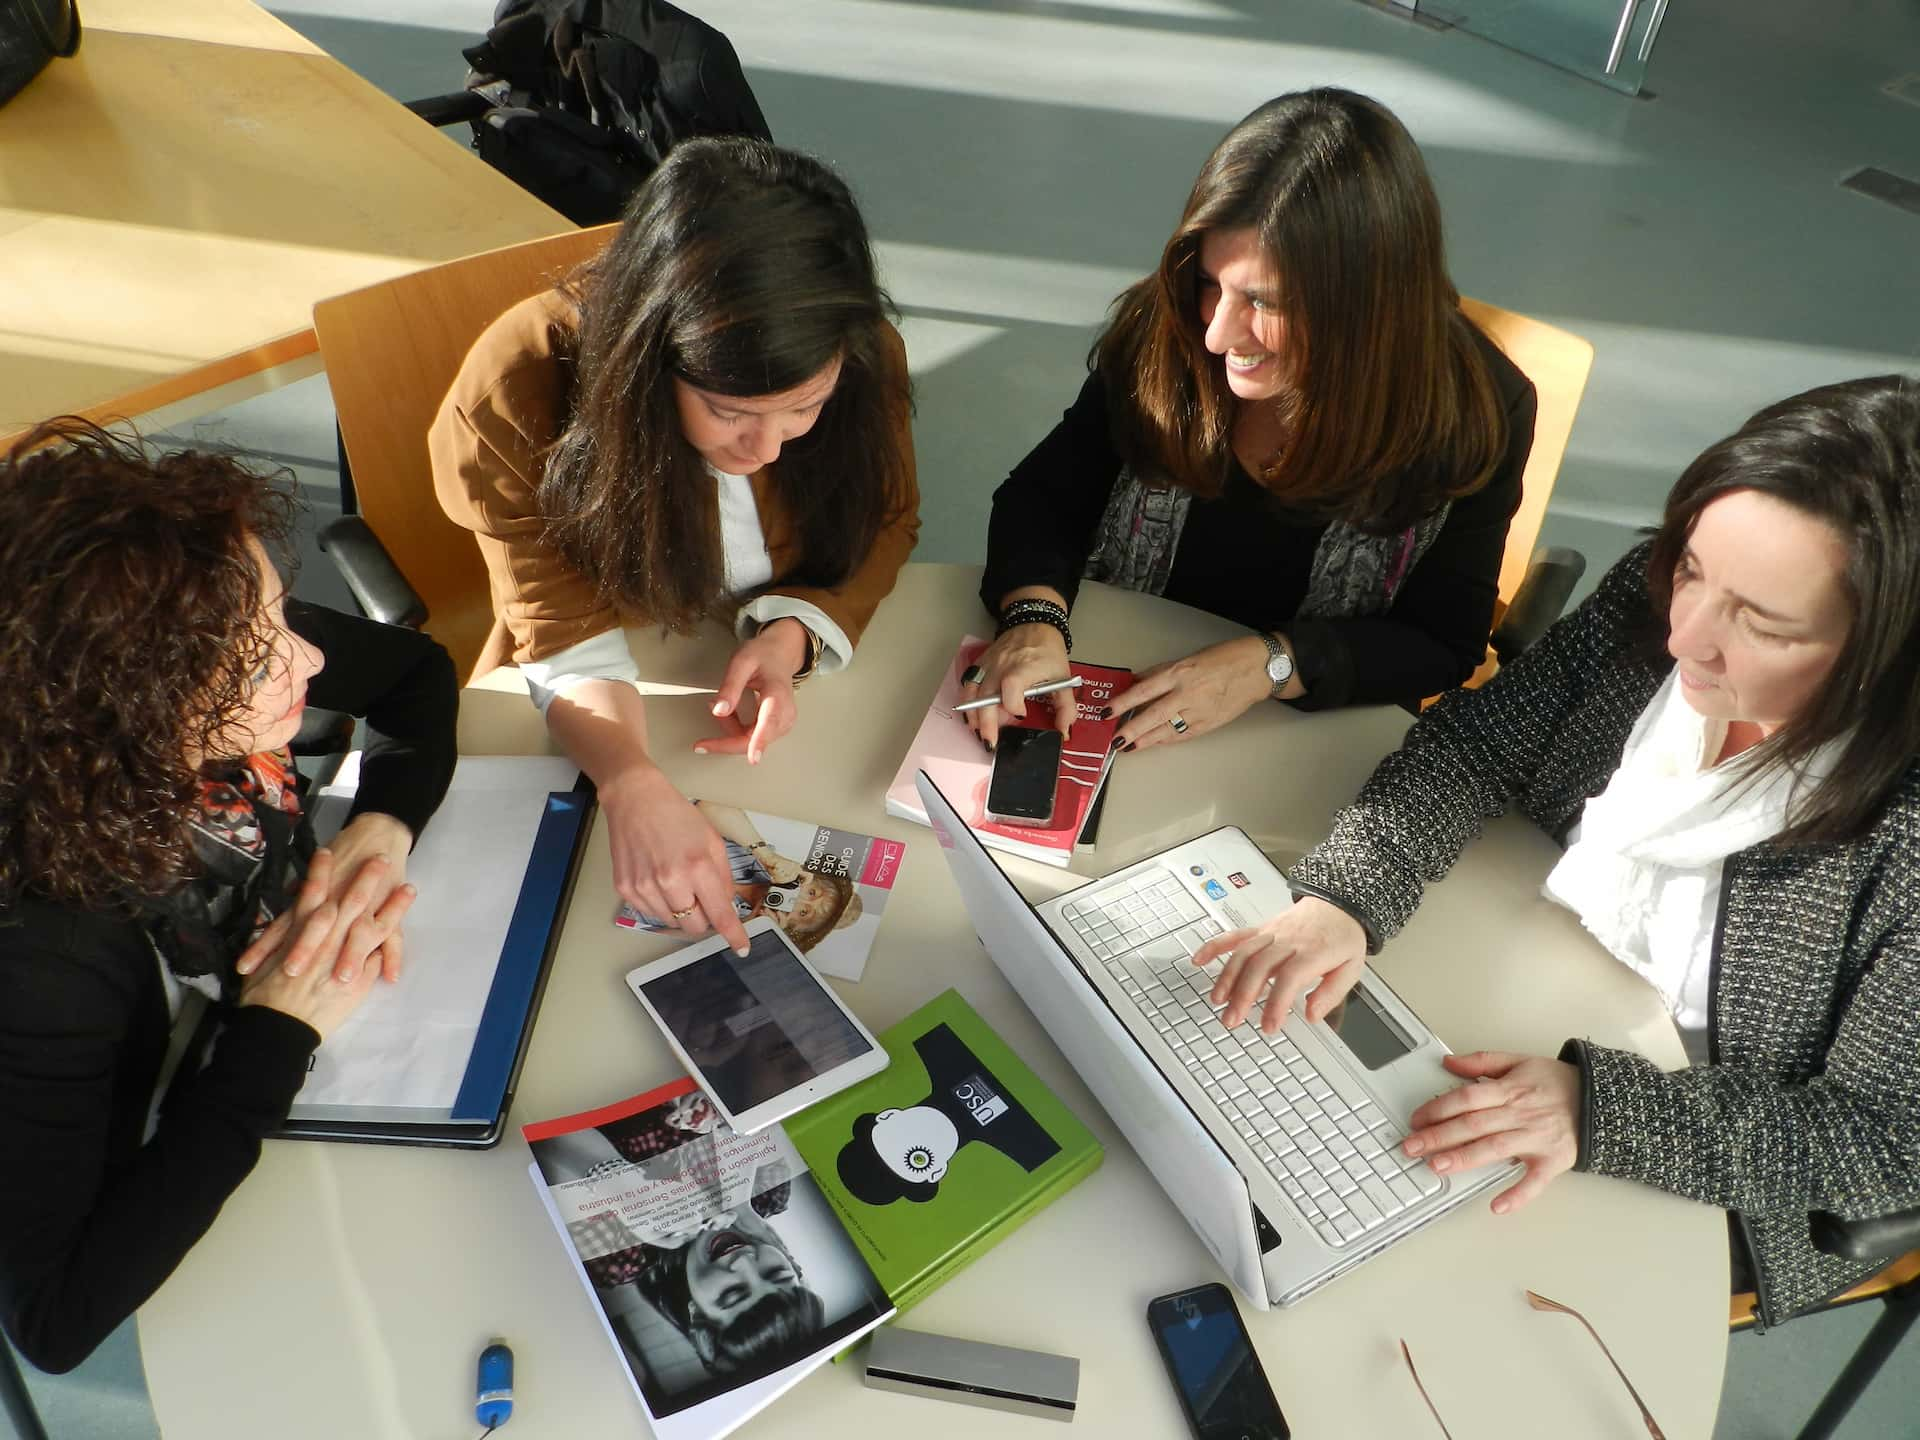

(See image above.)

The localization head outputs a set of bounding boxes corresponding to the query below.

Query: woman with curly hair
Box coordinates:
[432,136,917,958]
[0,422,458,1372]
[966,89,1535,747]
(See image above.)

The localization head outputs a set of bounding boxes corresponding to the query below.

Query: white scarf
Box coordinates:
[1543,671,1835,1032]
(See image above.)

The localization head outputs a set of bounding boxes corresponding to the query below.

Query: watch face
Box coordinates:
[1267,651,1292,685]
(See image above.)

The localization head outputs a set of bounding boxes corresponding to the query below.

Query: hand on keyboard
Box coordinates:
[1190,896,1368,1032]
[1400,1051,1580,1214]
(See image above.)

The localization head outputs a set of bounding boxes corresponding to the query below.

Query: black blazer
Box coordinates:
[0,604,456,1372]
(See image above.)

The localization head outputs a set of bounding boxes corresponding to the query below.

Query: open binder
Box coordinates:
[275,755,595,1148]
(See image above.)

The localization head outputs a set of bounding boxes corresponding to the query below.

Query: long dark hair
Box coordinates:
[1647,375,1920,846]
[1096,89,1508,529]
[0,420,295,909]
[538,137,912,631]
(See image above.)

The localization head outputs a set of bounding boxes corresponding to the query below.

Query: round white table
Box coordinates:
[140,565,1727,1438]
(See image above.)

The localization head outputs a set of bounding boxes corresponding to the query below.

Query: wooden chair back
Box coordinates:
[1459,296,1595,607]
[312,224,617,683]
[1451,298,1595,690]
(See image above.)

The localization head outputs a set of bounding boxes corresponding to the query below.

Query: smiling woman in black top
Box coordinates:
[966,89,1537,748]
[0,421,457,1372]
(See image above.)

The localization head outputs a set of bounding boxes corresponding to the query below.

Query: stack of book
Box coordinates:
[884,637,1131,867]
[523,989,1102,1440]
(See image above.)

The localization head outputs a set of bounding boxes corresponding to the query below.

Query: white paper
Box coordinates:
[290,754,581,1116]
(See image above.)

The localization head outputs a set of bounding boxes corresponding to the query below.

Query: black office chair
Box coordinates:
[285,509,433,776]
[1731,1205,1920,1440]
[1488,546,1586,666]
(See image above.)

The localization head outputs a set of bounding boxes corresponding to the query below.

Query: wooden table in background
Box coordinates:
[0,0,569,444]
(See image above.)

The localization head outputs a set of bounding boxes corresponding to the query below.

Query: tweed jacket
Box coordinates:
[1288,543,1920,1326]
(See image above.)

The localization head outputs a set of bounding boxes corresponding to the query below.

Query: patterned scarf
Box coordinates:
[1082,463,1452,618]
[143,748,311,998]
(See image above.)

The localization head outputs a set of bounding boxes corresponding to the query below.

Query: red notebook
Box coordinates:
[884,637,1129,867]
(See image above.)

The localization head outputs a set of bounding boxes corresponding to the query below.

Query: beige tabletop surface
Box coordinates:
[0,0,569,443]
[139,565,1727,1439]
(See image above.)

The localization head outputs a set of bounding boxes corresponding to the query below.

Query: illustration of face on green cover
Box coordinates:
[836,1022,1061,1204]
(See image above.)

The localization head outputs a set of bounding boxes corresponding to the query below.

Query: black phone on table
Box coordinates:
[986,725,1062,825]
[1147,1282,1290,1440]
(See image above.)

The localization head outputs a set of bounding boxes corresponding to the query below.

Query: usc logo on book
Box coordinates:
[954,1074,1009,1126]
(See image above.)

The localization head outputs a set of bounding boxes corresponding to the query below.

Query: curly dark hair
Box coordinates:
[0,419,296,909]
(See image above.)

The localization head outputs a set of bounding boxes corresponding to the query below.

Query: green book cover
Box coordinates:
[785,988,1103,1320]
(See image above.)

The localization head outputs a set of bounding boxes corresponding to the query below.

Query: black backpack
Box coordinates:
[0,0,79,109]
[459,0,772,226]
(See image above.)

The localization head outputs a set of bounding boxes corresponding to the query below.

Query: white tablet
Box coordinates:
[624,917,889,1134]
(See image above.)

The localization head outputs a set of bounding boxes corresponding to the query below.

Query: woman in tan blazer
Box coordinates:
[433,137,918,950]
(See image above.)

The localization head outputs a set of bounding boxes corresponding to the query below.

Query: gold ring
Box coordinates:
[669,904,698,920]
[1169,713,1189,734]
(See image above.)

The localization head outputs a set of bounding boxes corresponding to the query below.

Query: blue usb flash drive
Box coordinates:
[476,1341,514,1429]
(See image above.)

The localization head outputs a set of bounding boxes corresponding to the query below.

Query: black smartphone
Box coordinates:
[986,725,1063,825]
[1147,1283,1290,1440]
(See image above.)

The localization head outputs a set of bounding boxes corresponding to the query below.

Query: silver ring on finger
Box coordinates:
[960,664,987,688]
[1169,712,1189,734]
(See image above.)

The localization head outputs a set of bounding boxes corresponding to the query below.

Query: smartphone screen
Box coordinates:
[986,725,1063,824]
[1148,1284,1290,1440]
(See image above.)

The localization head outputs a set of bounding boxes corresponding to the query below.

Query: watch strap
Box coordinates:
[1258,630,1293,699]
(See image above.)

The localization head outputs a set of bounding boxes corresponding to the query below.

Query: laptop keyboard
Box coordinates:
[1062,870,1444,1249]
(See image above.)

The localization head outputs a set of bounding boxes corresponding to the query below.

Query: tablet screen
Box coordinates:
[638,928,875,1119]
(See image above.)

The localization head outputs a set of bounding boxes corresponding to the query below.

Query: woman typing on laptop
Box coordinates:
[433,137,918,956]
[1195,377,1920,1325]
[0,424,457,1371]
[962,89,1536,748]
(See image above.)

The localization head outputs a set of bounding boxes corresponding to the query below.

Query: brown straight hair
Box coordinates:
[1096,89,1508,530]
[538,137,912,632]
[1646,374,1920,847]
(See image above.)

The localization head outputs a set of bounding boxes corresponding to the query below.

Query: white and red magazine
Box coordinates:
[884,637,1129,867]
[615,804,905,983]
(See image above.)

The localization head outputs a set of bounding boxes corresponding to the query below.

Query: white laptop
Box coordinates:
[915,771,1514,1310]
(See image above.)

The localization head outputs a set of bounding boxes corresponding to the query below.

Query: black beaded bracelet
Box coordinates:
[997,598,1072,654]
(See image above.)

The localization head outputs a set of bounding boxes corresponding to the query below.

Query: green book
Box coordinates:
[785,988,1103,1318]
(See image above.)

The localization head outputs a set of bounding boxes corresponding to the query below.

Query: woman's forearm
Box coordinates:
[544,678,662,794]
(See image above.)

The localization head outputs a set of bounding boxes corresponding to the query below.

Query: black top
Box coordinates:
[0,604,457,1373]
[980,326,1537,709]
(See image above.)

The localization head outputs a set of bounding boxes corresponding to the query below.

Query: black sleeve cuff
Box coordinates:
[1285,878,1384,955]
[203,1006,322,1129]
[1556,1037,1595,1172]
[1281,618,1355,712]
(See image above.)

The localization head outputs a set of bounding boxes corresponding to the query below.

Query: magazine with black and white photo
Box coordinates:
[524,1078,894,1440]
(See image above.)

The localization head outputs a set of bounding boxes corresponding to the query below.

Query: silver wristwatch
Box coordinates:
[1257,630,1294,699]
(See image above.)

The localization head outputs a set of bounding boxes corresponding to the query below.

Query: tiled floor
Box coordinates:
[12,0,1919,1435]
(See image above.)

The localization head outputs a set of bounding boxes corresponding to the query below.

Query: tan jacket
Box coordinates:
[430,287,920,676]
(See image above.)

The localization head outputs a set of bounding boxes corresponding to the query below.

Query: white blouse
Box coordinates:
[519,466,849,712]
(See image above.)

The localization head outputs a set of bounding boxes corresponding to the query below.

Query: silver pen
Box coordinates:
[953,676,1085,714]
